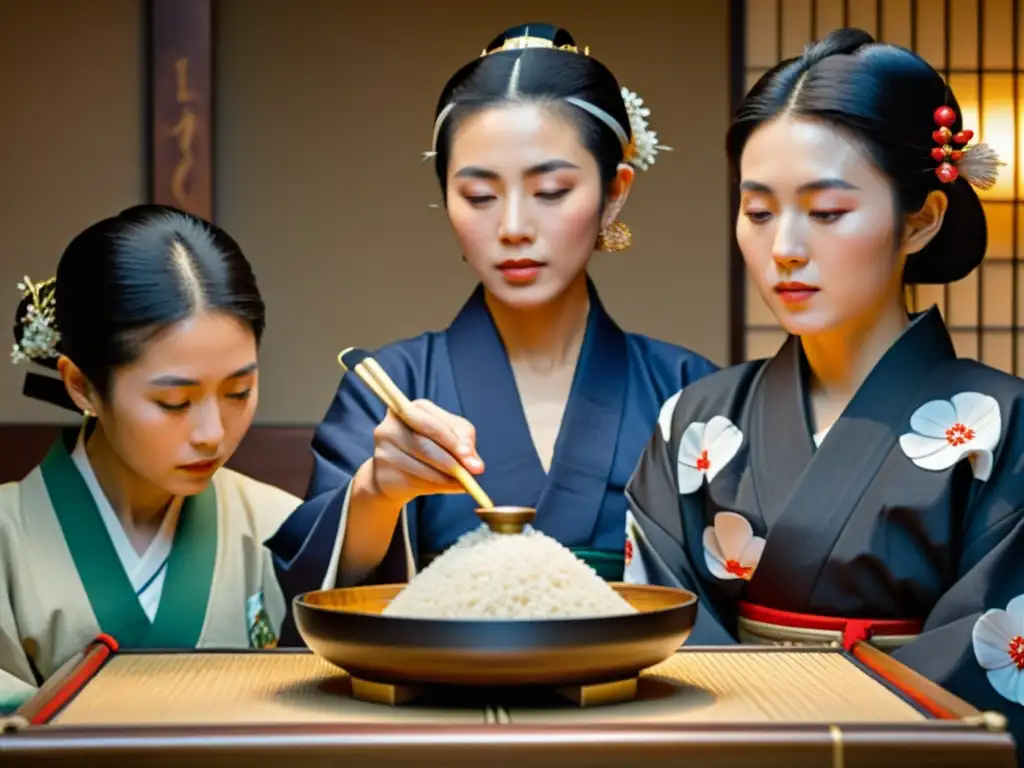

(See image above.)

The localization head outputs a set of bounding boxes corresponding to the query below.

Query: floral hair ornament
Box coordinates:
[426,33,672,172]
[618,87,672,172]
[10,275,60,365]
[931,105,1004,190]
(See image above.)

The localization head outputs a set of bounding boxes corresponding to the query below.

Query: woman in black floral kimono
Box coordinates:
[625,27,1024,750]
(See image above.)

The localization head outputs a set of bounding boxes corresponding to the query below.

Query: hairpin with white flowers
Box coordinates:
[10,275,60,365]
[931,105,1004,190]
[618,87,672,171]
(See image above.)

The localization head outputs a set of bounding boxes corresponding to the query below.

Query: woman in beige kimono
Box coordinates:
[0,204,300,712]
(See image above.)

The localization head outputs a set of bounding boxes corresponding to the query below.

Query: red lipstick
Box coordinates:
[773,281,819,305]
[498,258,543,284]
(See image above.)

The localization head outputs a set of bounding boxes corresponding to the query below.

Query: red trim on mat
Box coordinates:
[30,635,117,725]
[738,601,923,651]
[851,644,958,720]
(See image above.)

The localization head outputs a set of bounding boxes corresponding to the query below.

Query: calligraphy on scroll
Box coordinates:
[149,0,212,220]
[169,58,198,210]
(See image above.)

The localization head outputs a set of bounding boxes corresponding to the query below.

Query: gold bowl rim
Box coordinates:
[294,582,698,625]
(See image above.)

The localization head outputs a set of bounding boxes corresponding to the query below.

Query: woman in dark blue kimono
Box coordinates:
[267,23,717,629]
[625,28,1024,750]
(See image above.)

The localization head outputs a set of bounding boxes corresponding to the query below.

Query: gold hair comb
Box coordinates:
[482,34,590,58]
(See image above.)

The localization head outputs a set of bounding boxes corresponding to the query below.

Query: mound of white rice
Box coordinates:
[381,524,636,620]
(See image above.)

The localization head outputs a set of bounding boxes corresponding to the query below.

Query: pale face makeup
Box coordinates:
[445,102,616,309]
[736,115,907,337]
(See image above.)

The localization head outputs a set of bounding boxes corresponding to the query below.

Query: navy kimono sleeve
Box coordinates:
[265,344,410,641]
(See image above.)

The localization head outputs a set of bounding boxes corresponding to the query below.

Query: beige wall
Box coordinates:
[0,0,732,425]
[0,0,145,424]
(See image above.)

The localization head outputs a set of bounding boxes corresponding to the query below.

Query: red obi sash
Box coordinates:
[738,601,923,652]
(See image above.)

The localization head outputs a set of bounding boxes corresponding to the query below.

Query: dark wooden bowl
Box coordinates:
[293,583,698,687]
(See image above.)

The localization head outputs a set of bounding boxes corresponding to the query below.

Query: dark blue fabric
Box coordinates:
[267,280,717,644]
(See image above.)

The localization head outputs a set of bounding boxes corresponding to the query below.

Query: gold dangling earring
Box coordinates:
[595,220,632,252]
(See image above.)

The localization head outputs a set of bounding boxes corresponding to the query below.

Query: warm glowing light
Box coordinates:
[950,74,1016,201]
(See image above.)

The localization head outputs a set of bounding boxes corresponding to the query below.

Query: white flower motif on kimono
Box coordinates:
[677,416,743,494]
[702,512,765,582]
[657,391,682,441]
[972,594,1024,706]
[623,510,649,585]
[899,392,1001,481]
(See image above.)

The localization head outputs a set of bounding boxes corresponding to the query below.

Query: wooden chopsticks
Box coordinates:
[337,347,494,509]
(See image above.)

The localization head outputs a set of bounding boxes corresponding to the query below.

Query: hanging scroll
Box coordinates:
[149,0,212,220]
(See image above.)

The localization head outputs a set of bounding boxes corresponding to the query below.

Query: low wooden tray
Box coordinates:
[0,636,1015,767]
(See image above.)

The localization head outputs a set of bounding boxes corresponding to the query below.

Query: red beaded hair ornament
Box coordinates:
[931,105,1003,190]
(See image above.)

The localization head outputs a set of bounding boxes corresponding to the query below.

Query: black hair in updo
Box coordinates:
[432,23,631,201]
[13,204,265,411]
[727,27,990,284]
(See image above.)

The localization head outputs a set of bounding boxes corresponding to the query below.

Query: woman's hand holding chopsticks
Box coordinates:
[340,399,485,584]
[333,348,492,585]
[356,399,485,509]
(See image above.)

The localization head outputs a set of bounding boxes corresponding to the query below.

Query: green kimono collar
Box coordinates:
[40,430,219,649]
